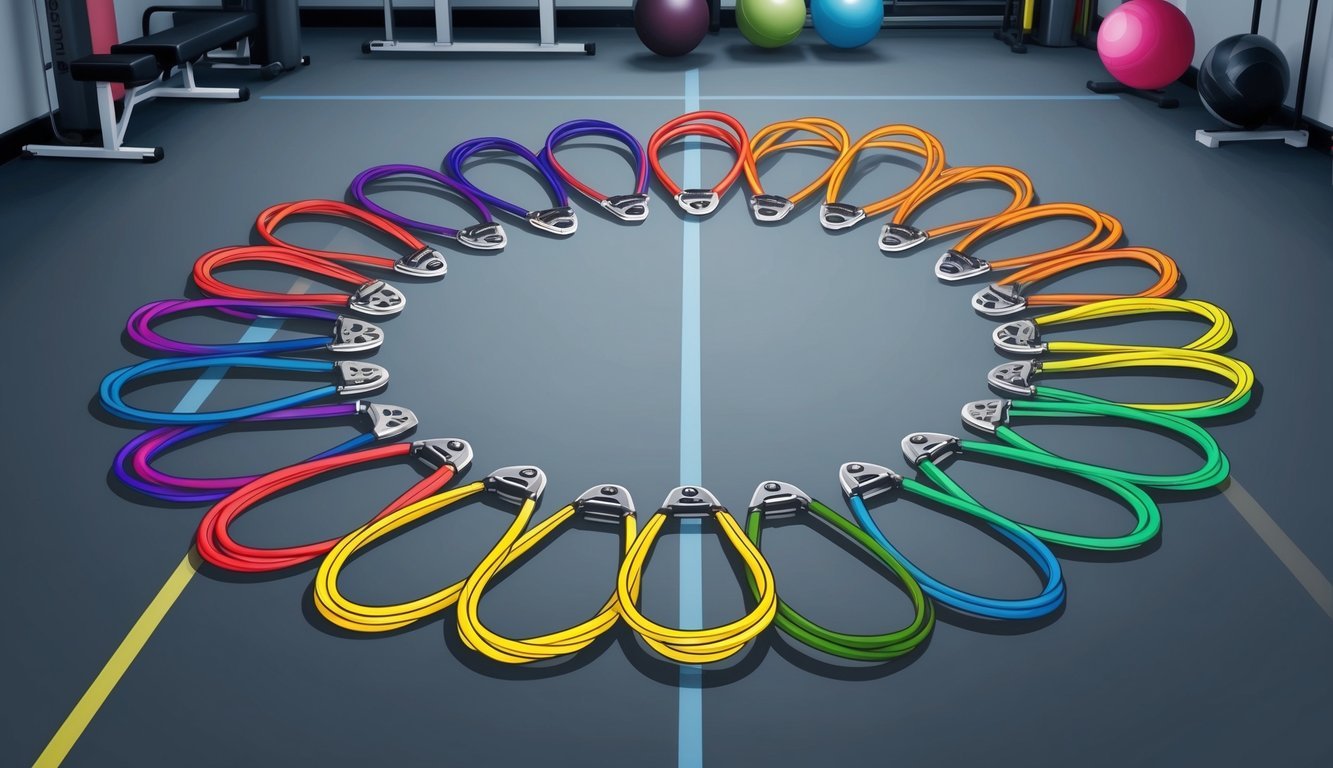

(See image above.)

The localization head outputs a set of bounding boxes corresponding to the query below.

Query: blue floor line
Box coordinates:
[677,67,704,768]
[172,318,285,413]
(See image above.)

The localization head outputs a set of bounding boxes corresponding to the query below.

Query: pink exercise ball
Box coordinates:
[1097,0,1194,90]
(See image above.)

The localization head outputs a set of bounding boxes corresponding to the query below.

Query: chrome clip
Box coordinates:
[660,485,720,517]
[935,250,990,282]
[335,361,389,395]
[485,465,547,504]
[361,401,419,440]
[749,481,810,519]
[819,202,865,230]
[349,280,406,316]
[879,223,928,252]
[992,319,1044,355]
[972,283,1027,317]
[961,399,1009,435]
[750,194,794,223]
[601,194,650,222]
[575,484,636,525]
[328,316,385,353]
[412,438,474,473]
[988,361,1039,397]
[456,222,508,250]
[527,206,578,235]
[676,189,720,216]
[902,432,961,468]
[838,462,902,500]
[395,246,448,277]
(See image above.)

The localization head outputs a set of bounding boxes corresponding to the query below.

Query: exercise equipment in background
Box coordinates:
[737,0,807,49]
[995,0,1035,53]
[634,0,711,57]
[23,4,258,161]
[811,0,885,49]
[1087,0,1194,109]
[211,1,308,77]
[1195,0,1317,149]
[364,0,593,55]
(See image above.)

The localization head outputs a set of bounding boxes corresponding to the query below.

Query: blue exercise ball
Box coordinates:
[812,0,884,49]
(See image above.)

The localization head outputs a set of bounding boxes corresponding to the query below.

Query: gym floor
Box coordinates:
[3,25,1331,768]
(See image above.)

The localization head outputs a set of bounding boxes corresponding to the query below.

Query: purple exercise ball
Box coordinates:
[634,0,710,57]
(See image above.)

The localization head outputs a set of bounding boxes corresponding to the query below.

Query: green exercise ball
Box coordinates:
[737,0,806,48]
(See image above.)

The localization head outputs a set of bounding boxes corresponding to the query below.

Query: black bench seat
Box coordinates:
[69,53,161,87]
[112,12,257,68]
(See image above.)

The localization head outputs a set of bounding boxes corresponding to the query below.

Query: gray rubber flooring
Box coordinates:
[1,25,1330,768]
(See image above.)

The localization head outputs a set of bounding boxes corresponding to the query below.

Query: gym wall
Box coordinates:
[1101,0,1331,127]
[0,2,53,136]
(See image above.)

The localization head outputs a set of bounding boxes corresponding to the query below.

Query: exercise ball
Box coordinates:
[1198,34,1291,129]
[1096,0,1194,90]
[737,0,806,49]
[811,0,883,50]
[634,0,709,57]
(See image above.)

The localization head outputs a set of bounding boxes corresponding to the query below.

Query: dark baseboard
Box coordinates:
[0,113,57,167]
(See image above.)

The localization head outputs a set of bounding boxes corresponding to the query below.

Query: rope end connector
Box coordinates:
[335,361,390,395]
[902,433,962,468]
[575,484,636,524]
[361,402,419,440]
[839,462,901,500]
[992,319,1043,355]
[527,206,578,235]
[750,194,794,223]
[819,202,864,230]
[349,280,407,316]
[936,250,990,282]
[329,316,385,353]
[988,361,1039,397]
[485,465,547,505]
[395,247,448,278]
[749,481,810,519]
[879,223,928,252]
[961,399,1010,435]
[601,194,650,222]
[456,222,508,250]
[676,189,720,216]
[412,438,473,473]
[972,283,1028,317]
[659,485,721,517]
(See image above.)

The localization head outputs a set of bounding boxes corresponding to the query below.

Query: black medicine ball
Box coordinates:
[1198,34,1291,130]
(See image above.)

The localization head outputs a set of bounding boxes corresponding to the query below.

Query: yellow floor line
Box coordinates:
[32,549,200,768]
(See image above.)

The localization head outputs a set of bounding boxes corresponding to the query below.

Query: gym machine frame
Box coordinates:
[363,0,594,55]
[1195,0,1318,149]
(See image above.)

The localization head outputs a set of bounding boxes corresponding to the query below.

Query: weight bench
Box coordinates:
[23,11,258,163]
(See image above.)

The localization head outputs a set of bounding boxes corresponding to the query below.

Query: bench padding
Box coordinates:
[70,53,162,87]
[112,12,257,68]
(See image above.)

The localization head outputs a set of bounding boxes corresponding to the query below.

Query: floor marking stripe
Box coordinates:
[260,94,1118,103]
[261,94,681,101]
[677,68,704,768]
[1222,478,1333,619]
[707,94,1121,101]
[32,282,307,767]
[32,552,201,768]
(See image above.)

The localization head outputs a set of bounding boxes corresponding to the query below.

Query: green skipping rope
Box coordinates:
[744,492,934,662]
